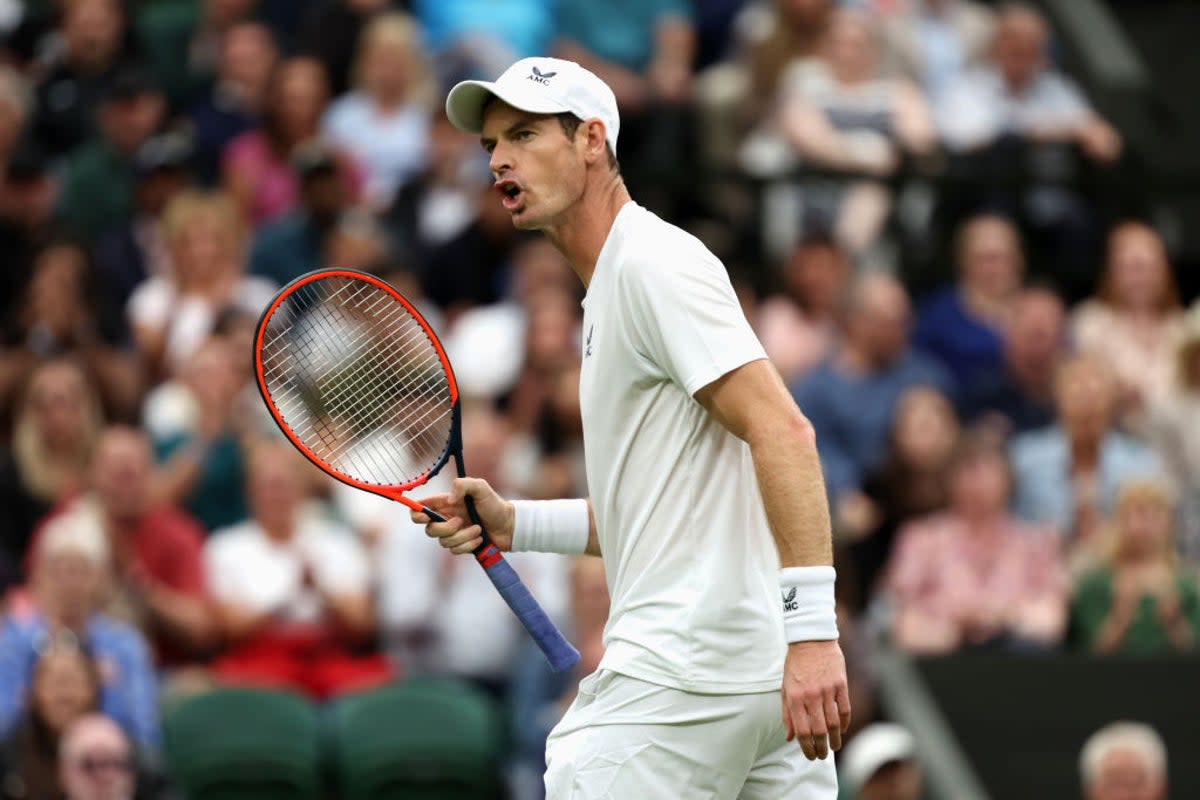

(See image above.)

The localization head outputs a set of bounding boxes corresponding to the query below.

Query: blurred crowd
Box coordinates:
[0,0,1189,798]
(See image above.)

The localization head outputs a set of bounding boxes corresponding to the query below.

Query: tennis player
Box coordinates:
[416,57,848,798]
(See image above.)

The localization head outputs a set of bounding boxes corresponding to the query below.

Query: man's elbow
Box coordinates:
[746,410,817,452]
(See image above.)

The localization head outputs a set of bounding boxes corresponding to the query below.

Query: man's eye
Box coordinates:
[516,130,534,141]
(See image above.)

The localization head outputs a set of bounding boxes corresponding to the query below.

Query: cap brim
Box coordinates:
[445,79,571,136]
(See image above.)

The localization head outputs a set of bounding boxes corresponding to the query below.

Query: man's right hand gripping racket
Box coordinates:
[254,269,580,672]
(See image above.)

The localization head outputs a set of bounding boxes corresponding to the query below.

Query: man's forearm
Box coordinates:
[747,417,833,568]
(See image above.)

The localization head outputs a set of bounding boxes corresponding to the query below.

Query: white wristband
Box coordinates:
[779,566,839,642]
[510,499,590,555]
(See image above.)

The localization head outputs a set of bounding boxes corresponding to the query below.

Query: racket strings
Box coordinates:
[259,276,454,487]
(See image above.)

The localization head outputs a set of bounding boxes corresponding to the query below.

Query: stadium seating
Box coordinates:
[163,687,322,800]
[326,677,504,800]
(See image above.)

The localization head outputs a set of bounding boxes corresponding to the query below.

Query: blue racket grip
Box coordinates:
[421,503,581,673]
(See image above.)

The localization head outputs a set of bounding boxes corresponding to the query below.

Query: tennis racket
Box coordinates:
[254,268,580,672]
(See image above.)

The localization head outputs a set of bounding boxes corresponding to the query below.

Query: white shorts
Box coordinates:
[544,670,838,799]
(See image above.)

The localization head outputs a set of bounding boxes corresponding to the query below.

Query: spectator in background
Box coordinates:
[1071,222,1185,428]
[839,722,923,800]
[757,232,849,384]
[1079,722,1168,800]
[222,56,361,226]
[791,272,953,503]
[744,0,834,110]
[771,9,936,255]
[887,434,1066,654]
[839,385,958,611]
[56,69,166,244]
[153,338,249,532]
[75,427,213,665]
[382,110,512,313]
[57,714,149,800]
[0,361,103,588]
[1148,313,1200,561]
[1070,479,1199,656]
[0,635,100,800]
[93,132,193,326]
[295,0,391,96]
[1,240,141,425]
[135,0,260,113]
[881,0,994,104]
[0,144,58,333]
[962,285,1064,436]
[914,214,1024,392]
[206,441,392,700]
[322,12,434,209]
[321,210,394,274]
[1010,354,1161,545]
[126,190,276,381]
[32,0,142,157]
[249,141,350,286]
[0,510,159,750]
[188,22,279,185]
[935,3,1121,162]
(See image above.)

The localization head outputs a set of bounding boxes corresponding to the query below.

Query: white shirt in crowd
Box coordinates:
[125,276,278,374]
[322,93,431,207]
[205,506,369,624]
[579,202,785,695]
[935,66,1093,151]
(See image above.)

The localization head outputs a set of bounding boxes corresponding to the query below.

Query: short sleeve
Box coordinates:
[311,526,369,594]
[621,249,766,397]
[203,533,242,602]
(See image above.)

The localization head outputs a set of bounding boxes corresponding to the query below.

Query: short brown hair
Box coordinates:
[554,112,619,171]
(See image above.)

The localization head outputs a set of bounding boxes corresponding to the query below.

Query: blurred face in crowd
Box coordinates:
[482,101,597,231]
[25,243,89,337]
[63,0,124,70]
[949,449,1011,520]
[512,238,575,302]
[99,92,165,157]
[782,239,849,315]
[168,205,242,289]
[1087,747,1166,800]
[134,167,188,218]
[892,386,958,471]
[461,406,512,487]
[301,169,346,222]
[270,58,329,144]
[205,0,258,29]
[1007,289,1065,377]
[90,428,153,523]
[993,7,1048,90]
[219,23,277,97]
[959,216,1023,301]
[824,10,877,83]
[32,646,98,734]
[358,20,420,104]
[1104,224,1174,315]
[59,716,135,800]
[525,287,580,372]
[1055,356,1117,444]
[1,171,56,230]
[778,0,833,33]
[36,547,105,627]
[846,274,912,367]
[860,760,923,800]
[26,361,93,452]
[1114,489,1173,564]
[247,444,306,536]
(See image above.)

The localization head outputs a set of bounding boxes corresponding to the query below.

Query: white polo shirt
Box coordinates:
[579,202,785,694]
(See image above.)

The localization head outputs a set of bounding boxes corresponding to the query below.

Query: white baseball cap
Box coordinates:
[445,57,620,154]
[840,723,917,791]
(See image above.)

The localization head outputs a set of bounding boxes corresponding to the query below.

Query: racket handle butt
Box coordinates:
[484,557,581,673]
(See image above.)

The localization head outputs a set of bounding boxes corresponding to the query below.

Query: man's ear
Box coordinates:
[582,119,608,165]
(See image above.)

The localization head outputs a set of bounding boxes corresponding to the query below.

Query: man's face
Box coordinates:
[481,102,588,231]
[1055,359,1116,443]
[994,15,1045,89]
[60,723,135,800]
[90,432,152,522]
[1087,747,1166,800]
[100,94,165,157]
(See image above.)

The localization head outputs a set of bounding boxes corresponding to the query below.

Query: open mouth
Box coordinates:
[495,179,525,212]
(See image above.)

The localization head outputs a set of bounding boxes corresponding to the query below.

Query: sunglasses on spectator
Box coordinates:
[74,753,134,776]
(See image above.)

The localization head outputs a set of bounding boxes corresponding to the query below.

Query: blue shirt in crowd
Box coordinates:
[0,613,161,750]
[414,0,555,60]
[558,0,692,71]
[912,286,1005,395]
[791,351,955,500]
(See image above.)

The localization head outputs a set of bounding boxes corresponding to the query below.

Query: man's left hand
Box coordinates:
[781,640,852,760]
